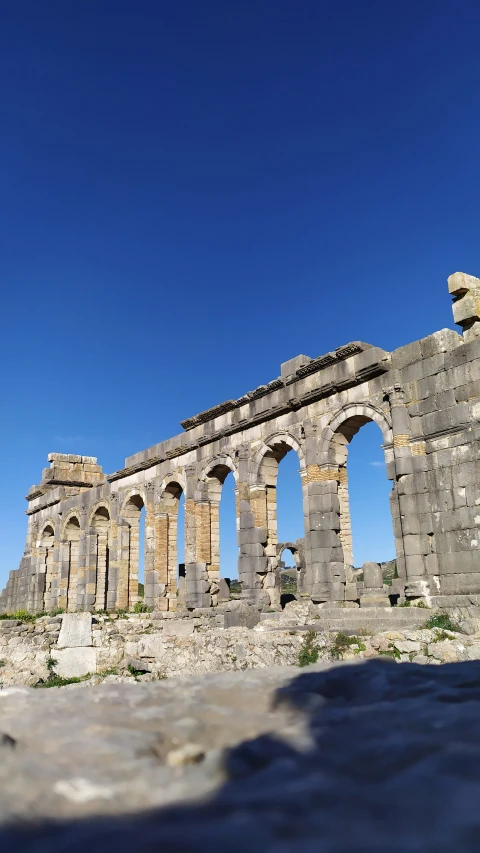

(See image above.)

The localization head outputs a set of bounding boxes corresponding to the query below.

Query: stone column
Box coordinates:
[235,445,269,607]
[386,385,430,600]
[84,528,97,610]
[305,463,344,603]
[105,494,119,611]
[116,520,131,610]
[144,482,155,606]
[75,506,87,611]
[184,464,212,609]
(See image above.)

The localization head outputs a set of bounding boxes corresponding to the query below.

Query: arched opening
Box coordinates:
[64,516,80,612]
[205,462,237,601]
[277,542,303,608]
[156,481,184,607]
[40,524,55,611]
[122,494,145,608]
[331,415,396,583]
[257,438,305,607]
[92,506,112,611]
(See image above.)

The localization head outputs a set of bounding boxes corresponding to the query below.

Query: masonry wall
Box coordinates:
[2,273,480,614]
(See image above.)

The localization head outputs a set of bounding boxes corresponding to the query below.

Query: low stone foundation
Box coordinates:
[2,600,480,687]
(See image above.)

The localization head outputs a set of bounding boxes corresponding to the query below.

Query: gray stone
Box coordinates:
[363,562,383,589]
[54,646,97,678]
[224,606,261,629]
[57,613,92,648]
[162,620,195,637]
[3,659,480,851]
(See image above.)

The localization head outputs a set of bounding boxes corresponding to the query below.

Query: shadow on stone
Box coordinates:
[4,658,480,851]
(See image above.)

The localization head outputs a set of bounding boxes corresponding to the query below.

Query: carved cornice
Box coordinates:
[108,344,390,484]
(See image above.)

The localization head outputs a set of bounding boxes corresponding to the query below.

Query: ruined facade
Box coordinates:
[2,272,480,614]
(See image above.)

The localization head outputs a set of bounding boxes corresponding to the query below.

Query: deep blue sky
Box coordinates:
[1,0,479,584]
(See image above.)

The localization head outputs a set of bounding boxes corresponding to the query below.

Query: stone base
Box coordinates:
[55,647,97,678]
[360,595,391,608]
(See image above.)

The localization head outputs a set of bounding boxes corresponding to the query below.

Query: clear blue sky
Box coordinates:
[1,0,479,585]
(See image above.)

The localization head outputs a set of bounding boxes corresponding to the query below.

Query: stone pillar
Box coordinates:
[105,495,119,611]
[144,482,155,607]
[84,529,98,610]
[184,464,212,609]
[57,540,70,611]
[305,464,344,603]
[74,506,87,611]
[94,531,108,611]
[115,520,131,610]
[235,445,269,607]
[386,385,430,600]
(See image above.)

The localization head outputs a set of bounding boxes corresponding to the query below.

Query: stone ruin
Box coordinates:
[1,271,480,615]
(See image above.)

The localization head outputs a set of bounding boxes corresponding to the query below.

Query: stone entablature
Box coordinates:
[2,272,480,615]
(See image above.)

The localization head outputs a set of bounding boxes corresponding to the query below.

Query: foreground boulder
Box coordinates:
[2,658,480,850]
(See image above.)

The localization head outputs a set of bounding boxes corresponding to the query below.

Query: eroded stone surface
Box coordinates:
[57,613,92,648]
[2,659,480,851]
[55,647,97,678]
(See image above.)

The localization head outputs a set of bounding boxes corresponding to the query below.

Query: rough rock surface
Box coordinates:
[3,659,480,850]
[3,600,480,688]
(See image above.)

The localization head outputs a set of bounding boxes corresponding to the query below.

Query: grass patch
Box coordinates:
[35,655,92,688]
[36,673,92,688]
[424,613,460,632]
[431,629,455,643]
[398,600,411,607]
[298,630,320,667]
[331,632,366,660]
[133,601,152,614]
[379,643,401,661]
[0,609,39,622]
[127,663,145,677]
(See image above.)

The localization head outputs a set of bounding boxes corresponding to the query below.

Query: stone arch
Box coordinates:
[200,454,238,499]
[40,520,55,542]
[120,488,146,520]
[61,511,81,539]
[247,433,306,608]
[198,455,239,590]
[320,402,392,465]
[277,541,302,567]
[87,501,111,529]
[39,522,55,612]
[317,402,396,594]
[61,514,81,612]
[119,489,146,610]
[252,432,306,485]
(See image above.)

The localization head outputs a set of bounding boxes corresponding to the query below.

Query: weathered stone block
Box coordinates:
[57,613,92,648]
[162,620,195,637]
[54,647,97,678]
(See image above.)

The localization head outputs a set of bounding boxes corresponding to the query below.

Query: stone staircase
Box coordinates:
[260,605,433,634]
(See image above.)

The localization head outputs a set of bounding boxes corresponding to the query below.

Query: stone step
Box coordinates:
[261,607,433,634]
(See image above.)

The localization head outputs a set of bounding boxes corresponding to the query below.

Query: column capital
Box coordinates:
[384,384,406,406]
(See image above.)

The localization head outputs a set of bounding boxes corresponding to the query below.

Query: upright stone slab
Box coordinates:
[57,612,92,648]
[360,562,390,608]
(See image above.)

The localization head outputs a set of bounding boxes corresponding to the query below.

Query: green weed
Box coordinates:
[424,613,460,632]
[298,630,320,667]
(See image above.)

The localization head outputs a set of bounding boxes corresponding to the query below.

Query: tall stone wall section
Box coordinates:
[1,271,480,614]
